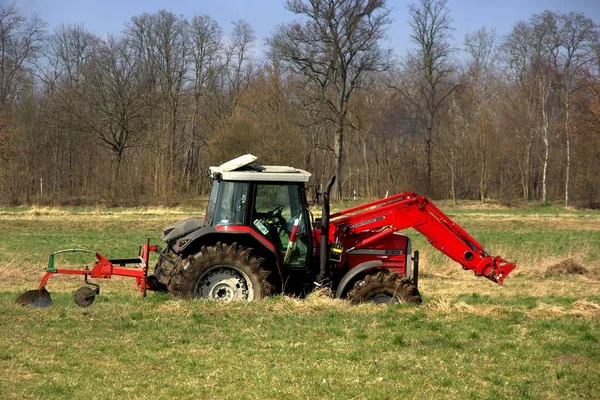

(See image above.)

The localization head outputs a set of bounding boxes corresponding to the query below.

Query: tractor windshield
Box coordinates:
[205,181,220,225]
[212,181,250,226]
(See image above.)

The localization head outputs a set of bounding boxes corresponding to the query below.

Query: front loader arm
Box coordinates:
[330,193,515,284]
[411,198,515,284]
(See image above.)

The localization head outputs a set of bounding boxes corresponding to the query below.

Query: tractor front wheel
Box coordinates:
[346,270,422,305]
[169,242,272,302]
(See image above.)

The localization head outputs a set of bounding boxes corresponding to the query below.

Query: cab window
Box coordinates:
[252,183,309,267]
[213,181,249,226]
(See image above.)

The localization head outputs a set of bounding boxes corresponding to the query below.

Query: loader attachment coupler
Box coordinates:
[481,257,516,285]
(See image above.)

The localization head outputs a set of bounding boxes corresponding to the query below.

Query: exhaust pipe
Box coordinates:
[317,176,336,284]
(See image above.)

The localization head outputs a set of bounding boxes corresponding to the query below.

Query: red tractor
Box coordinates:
[17,154,515,307]
[150,155,515,304]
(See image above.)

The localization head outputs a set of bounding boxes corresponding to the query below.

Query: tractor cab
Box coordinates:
[204,155,313,269]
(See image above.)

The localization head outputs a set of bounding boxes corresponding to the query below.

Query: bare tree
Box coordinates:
[464,27,498,203]
[268,0,392,199]
[0,4,45,108]
[532,12,561,205]
[346,78,389,199]
[553,12,598,207]
[40,24,100,198]
[1,3,600,207]
[126,11,190,198]
[185,14,224,191]
[84,36,149,192]
[392,0,457,195]
[228,20,255,106]
[502,21,539,200]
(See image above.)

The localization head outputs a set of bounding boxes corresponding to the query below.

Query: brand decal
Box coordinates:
[385,250,403,255]
[350,249,404,256]
[349,216,385,229]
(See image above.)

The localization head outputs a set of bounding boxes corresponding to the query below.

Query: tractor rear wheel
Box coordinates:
[347,270,422,305]
[169,242,272,302]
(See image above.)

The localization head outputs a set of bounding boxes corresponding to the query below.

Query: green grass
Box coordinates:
[1,203,599,399]
[1,294,599,399]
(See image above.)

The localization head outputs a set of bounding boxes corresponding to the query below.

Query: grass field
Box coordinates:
[1,202,599,399]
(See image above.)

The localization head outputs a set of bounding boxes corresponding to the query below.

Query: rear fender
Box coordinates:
[172,226,218,253]
[335,260,383,298]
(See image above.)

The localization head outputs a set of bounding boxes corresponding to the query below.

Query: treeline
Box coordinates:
[0,0,599,207]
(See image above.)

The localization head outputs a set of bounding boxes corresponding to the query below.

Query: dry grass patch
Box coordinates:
[423,296,600,319]
[529,300,600,318]
[425,296,480,314]
[0,261,44,284]
[572,299,600,314]
[545,258,589,277]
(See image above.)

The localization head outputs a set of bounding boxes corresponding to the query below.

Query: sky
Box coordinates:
[10,0,600,59]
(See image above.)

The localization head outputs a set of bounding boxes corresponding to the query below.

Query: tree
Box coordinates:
[126,11,190,198]
[531,11,561,205]
[464,27,499,203]
[0,4,45,203]
[227,20,255,107]
[185,14,224,192]
[268,0,391,199]
[392,0,457,195]
[502,22,535,200]
[503,11,598,205]
[0,4,45,109]
[84,36,149,192]
[553,12,598,207]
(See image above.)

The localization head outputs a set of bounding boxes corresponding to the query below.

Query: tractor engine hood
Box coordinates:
[161,218,205,243]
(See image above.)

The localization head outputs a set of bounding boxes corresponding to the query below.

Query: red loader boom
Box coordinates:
[329,192,515,284]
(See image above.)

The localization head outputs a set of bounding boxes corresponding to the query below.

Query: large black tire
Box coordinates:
[346,270,422,305]
[150,248,178,292]
[169,242,272,302]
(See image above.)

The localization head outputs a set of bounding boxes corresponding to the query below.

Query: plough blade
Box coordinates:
[15,287,53,308]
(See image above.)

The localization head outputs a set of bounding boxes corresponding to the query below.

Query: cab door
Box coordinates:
[251,183,311,269]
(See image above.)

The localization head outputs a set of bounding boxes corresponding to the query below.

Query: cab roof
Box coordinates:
[209,154,311,183]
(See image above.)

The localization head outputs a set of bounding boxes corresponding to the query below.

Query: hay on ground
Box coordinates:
[545,258,588,277]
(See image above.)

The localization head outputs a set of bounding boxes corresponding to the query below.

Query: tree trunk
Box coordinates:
[541,96,549,205]
[564,95,571,208]
[521,136,533,200]
[479,123,488,204]
[424,125,433,195]
[333,114,345,200]
[450,162,456,205]
[362,136,371,198]
[112,151,123,199]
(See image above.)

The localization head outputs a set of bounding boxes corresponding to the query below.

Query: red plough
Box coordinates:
[16,242,160,308]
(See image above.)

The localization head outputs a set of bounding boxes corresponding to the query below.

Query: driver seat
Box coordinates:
[267,225,285,255]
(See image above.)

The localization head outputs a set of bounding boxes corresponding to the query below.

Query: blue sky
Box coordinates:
[11,0,600,58]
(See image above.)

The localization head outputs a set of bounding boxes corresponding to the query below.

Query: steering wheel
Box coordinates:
[266,204,284,217]
[258,205,290,235]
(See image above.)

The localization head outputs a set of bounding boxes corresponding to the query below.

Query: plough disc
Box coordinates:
[15,287,53,308]
[74,286,98,308]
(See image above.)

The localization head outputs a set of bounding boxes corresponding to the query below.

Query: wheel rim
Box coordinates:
[195,266,254,302]
[370,292,400,304]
